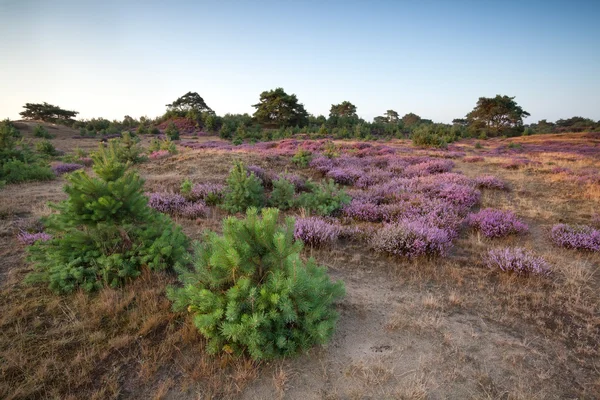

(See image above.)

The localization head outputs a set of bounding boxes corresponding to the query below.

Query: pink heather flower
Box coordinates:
[474,175,506,190]
[17,231,52,245]
[326,167,364,185]
[370,220,452,258]
[149,150,171,160]
[294,217,340,247]
[52,163,83,175]
[190,183,225,201]
[551,224,600,252]
[147,192,207,219]
[463,156,484,163]
[468,209,528,238]
[484,247,551,276]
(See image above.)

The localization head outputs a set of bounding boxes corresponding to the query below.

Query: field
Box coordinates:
[1,122,599,399]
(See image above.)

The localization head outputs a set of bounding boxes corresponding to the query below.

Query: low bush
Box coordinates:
[165,122,180,140]
[17,231,52,245]
[26,144,188,293]
[33,124,54,139]
[370,220,451,258]
[292,149,313,167]
[167,208,345,360]
[297,179,351,216]
[36,140,59,157]
[467,209,528,238]
[269,177,296,210]
[294,217,340,247]
[222,161,265,213]
[191,183,225,205]
[474,175,506,190]
[1,159,54,183]
[149,150,171,159]
[551,223,600,252]
[484,247,551,276]
[52,163,83,176]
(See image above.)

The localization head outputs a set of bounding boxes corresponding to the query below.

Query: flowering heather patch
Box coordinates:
[468,209,528,238]
[179,201,209,219]
[484,247,551,276]
[343,200,382,222]
[371,220,451,258]
[52,163,83,176]
[355,169,394,189]
[474,175,507,190]
[309,156,336,174]
[550,166,570,174]
[294,217,340,247]
[501,158,529,169]
[278,173,307,191]
[593,213,600,228]
[190,183,225,201]
[463,156,484,163]
[246,165,273,185]
[17,231,52,245]
[418,172,474,187]
[147,192,187,214]
[404,159,454,177]
[326,167,364,185]
[149,150,171,160]
[551,224,600,252]
[420,183,480,211]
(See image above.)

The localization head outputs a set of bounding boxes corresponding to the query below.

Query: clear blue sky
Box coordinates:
[1,0,599,123]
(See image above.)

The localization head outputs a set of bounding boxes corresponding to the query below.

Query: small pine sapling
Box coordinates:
[269,177,296,210]
[222,161,265,213]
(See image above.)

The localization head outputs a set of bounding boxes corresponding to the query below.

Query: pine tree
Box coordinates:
[26,141,188,293]
[167,208,345,360]
[269,177,296,210]
[222,161,265,213]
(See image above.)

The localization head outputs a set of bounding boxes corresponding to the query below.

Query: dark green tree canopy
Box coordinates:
[252,88,309,127]
[385,110,399,123]
[20,102,79,123]
[329,101,357,118]
[466,95,530,136]
[401,112,422,127]
[166,91,213,113]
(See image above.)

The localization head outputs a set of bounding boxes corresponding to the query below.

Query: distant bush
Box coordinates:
[484,247,550,276]
[297,179,350,216]
[323,141,339,159]
[26,144,188,293]
[474,175,506,190]
[149,150,171,160]
[1,159,54,183]
[370,220,451,258]
[551,224,600,252]
[180,178,193,198]
[97,132,145,164]
[190,183,225,205]
[167,208,345,360]
[165,122,180,140]
[269,177,296,210]
[149,137,177,154]
[411,124,452,148]
[36,140,59,157]
[463,156,484,163]
[467,209,528,238]
[294,217,340,247]
[292,149,312,167]
[33,124,54,139]
[52,163,83,176]
[222,161,265,213]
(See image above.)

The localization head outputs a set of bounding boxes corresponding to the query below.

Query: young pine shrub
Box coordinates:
[165,122,180,140]
[292,149,313,167]
[297,179,351,216]
[167,208,345,360]
[484,247,551,276]
[467,209,528,238]
[551,224,600,252]
[269,177,296,210]
[33,124,54,139]
[36,140,59,157]
[26,143,188,293]
[222,161,265,213]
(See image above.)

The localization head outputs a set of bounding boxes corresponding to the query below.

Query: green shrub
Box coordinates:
[474,142,483,149]
[1,159,54,183]
[180,178,193,198]
[165,122,180,140]
[149,137,177,154]
[26,144,188,293]
[35,140,59,156]
[323,142,339,159]
[0,119,21,140]
[150,126,161,135]
[411,129,447,148]
[292,149,312,167]
[269,177,295,210]
[97,132,145,164]
[33,124,54,139]
[222,161,265,213]
[167,207,345,360]
[297,179,350,216]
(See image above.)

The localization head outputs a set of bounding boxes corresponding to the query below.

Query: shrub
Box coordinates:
[52,163,83,176]
[17,231,52,245]
[323,142,339,159]
[370,220,451,258]
[180,178,193,198]
[149,150,171,159]
[297,179,351,216]
[26,144,188,293]
[484,247,551,276]
[222,161,265,213]
[33,124,54,139]
[326,167,364,185]
[167,208,345,360]
[551,224,600,252]
[149,137,177,154]
[270,177,296,210]
[294,217,340,247]
[463,156,484,163]
[165,122,180,140]
[474,175,506,190]
[292,149,312,167]
[246,165,272,186]
[191,183,225,205]
[109,132,145,164]
[147,192,208,219]
[36,140,58,157]
[467,209,528,238]
[1,159,54,183]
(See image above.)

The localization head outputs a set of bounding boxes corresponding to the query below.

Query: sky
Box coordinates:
[1,0,599,124]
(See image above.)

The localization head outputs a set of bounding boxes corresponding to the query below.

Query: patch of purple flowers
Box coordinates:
[484,247,551,276]
[370,219,452,258]
[190,183,225,201]
[326,167,364,185]
[149,150,171,160]
[52,163,83,176]
[147,192,208,219]
[467,209,528,238]
[17,231,52,245]
[474,175,506,190]
[294,217,340,247]
[551,224,600,252]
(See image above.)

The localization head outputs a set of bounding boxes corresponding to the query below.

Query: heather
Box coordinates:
[147,192,209,219]
[468,209,528,238]
[294,217,340,247]
[17,231,52,245]
[551,224,600,252]
[370,220,452,258]
[484,247,551,276]
[52,162,83,175]
[475,175,506,190]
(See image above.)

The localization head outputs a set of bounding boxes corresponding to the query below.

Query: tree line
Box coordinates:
[18,90,600,146]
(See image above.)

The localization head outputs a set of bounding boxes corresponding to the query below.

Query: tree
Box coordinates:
[329,101,357,118]
[166,92,213,114]
[465,95,530,136]
[401,113,422,128]
[252,88,309,127]
[384,110,399,123]
[20,102,79,124]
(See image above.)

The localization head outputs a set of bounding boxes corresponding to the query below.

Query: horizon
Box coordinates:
[1,0,599,123]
